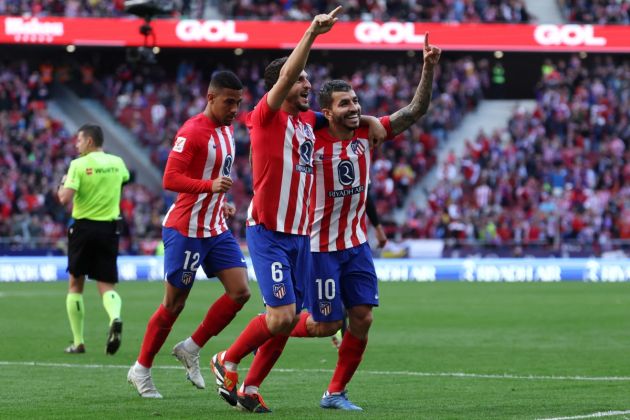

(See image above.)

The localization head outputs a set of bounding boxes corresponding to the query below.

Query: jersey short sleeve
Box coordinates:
[247,93,278,128]
[64,160,81,191]
[168,124,199,165]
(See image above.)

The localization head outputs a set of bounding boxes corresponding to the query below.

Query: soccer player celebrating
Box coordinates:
[127,71,250,399]
[209,7,343,413]
[300,33,441,410]
[291,33,441,410]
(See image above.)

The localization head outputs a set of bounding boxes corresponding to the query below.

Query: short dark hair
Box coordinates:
[78,124,104,147]
[263,57,288,91]
[209,70,243,91]
[318,79,353,110]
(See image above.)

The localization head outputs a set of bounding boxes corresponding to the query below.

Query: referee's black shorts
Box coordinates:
[67,219,120,283]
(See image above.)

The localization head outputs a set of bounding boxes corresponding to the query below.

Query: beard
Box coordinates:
[334,113,360,131]
[296,100,310,112]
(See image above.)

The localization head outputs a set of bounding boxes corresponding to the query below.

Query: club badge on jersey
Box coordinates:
[319,301,332,316]
[350,139,366,156]
[181,271,193,285]
[273,284,286,299]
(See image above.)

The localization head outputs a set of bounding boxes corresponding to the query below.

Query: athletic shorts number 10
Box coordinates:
[315,278,335,300]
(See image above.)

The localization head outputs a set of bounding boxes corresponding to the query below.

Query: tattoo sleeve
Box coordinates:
[389,66,435,136]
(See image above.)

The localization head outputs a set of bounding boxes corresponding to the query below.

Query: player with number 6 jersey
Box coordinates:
[209,7,345,413]
[128,71,251,399]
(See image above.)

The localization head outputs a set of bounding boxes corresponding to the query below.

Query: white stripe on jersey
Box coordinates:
[204,128,228,236]
[187,135,216,237]
[276,120,295,231]
[162,203,176,227]
[353,143,370,245]
[292,120,310,235]
[310,152,325,250]
[344,157,361,246]
[327,142,345,252]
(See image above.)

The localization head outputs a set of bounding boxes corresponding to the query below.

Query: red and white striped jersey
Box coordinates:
[246,93,318,235]
[310,116,392,252]
[163,113,235,238]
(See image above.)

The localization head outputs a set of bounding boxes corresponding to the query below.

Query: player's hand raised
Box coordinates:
[310,5,342,35]
[222,202,236,219]
[212,176,233,193]
[423,32,441,67]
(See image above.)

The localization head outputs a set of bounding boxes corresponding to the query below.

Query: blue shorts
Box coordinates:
[307,242,379,322]
[163,228,246,290]
[246,225,311,311]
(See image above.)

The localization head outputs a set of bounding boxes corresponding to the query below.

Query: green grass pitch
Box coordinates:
[1,281,629,419]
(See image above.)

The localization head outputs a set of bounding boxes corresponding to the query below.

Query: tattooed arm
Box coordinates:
[389,32,442,136]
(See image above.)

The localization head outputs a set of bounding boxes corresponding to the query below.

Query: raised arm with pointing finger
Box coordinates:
[389,32,442,135]
[266,6,342,110]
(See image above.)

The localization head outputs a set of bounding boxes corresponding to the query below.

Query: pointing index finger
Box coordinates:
[424,32,430,50]
[328,5,343,18]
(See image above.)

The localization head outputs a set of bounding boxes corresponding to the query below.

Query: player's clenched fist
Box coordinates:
[212,176,233,193]
[423,32,441,67]
[310,5,342,35]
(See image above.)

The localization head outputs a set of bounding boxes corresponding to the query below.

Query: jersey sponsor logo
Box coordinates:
[94,167,120,174]
[181,271,193,285]
[299,139,314,165]
[85,168,93,175]
[173,136,187,153]
[328,185,365,198]
[296,139,314,174]
[4,17,64,43]
[273,283,286,299]
[337,159,355,186]
[222,155,233,176]
[319,301,331,316]
[295,164,313,174]
[350,139,366,156]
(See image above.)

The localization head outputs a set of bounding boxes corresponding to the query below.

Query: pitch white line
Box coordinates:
[1,361,629,382]
[538,410,630,419]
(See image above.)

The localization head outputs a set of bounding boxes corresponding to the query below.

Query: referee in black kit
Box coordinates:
[58,124,130,355]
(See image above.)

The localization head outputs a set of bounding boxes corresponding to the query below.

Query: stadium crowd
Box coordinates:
[559,0,630,24]
[0,60,163,254]
[5,0,629,25]
[220,0,532,23]
[401,55,630,254]
[1,0,533,23]
[0,0,206,18]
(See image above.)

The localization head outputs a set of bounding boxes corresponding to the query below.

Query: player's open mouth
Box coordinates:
[345,113,359,122]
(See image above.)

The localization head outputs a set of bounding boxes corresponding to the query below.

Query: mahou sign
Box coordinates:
[2,17,629,52]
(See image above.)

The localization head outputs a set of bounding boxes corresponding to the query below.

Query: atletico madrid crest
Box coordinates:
[319,302,331,316]
[350,139,365,156]
[273,284,286,299]
[181,271,193,285]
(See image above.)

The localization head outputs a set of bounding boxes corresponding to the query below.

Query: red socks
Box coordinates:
[138,304,178,368]
[328,331,367,393]
[224,314,273,364]
[243,334,290,388]
[191,294,243,347]
[289,311,310,337]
